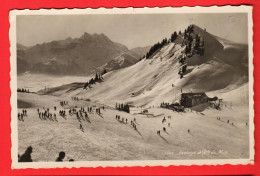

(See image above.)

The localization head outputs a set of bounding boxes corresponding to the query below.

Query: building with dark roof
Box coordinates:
[180,92,208,107]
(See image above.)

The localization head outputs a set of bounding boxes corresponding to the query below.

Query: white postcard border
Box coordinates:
[9,6,254,169]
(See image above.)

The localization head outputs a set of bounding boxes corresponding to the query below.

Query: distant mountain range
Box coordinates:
[93,46,151,73]
[17,33,150,75]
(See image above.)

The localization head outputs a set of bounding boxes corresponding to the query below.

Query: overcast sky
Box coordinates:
[17,13,248,49]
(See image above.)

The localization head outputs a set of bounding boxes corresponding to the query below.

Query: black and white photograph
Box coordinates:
[10,6,254,168]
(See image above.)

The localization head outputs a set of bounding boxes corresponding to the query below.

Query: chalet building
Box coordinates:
[180,92,208,107]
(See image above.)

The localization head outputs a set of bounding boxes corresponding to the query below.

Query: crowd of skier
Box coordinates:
[17,97,250,162]
[37,107,58,121]
[17,101,197,138]
[60,101,68,107]
[17,109,27,121]
[115,115,138,130]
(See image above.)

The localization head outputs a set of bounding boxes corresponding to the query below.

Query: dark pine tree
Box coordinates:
[170,31,178,42]
[95,73,98,81]
[103,69,107,75]
[184,29,187,39]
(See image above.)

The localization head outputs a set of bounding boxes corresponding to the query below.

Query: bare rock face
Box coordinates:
[17,33,132,76]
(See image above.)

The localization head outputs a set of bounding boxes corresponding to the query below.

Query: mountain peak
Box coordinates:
[192,24,207,33]
[80,32,112,44]
[93,33,110,40]
[80,32,92,39]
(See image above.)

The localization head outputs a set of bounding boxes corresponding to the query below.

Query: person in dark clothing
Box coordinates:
[18,146,33,162]
[18,113,20,121]
[56,151,66,162]
[80,124,84,132]
[20,113,24,121]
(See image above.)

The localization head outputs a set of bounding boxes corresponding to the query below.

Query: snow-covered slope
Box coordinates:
[94,52,138,73]
[43,25,248,108]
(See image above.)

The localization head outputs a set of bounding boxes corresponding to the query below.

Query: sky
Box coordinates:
[17,13,248,49]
